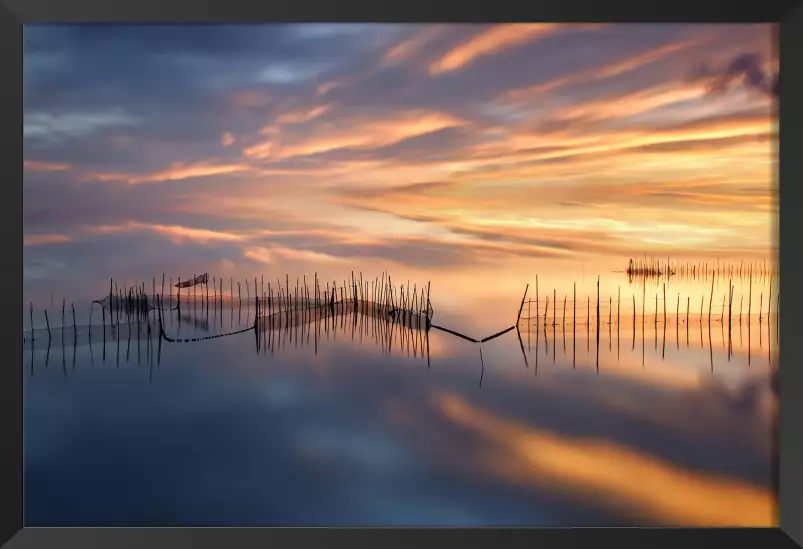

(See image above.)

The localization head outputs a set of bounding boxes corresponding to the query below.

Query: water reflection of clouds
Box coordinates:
[24,303,775,526]
[427,393,774,526]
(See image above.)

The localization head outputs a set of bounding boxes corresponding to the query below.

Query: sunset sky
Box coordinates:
[23,23,778,302]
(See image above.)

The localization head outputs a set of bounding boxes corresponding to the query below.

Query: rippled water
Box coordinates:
[23,269,778,527]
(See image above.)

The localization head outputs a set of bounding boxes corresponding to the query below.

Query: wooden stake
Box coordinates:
[709,273,715,324]
[517,284,529,322]
[748,267,752,322]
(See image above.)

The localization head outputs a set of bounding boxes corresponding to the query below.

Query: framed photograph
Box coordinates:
[4,2,801,548]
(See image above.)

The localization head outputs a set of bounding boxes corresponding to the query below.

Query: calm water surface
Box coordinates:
[24,272,778,526]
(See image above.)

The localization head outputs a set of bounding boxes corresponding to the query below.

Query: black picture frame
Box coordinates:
[3,1,801,548]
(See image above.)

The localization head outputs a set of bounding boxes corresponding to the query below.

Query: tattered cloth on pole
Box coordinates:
[175,273,208,288]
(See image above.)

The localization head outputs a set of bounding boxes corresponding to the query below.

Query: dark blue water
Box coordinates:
[24,301,777,526]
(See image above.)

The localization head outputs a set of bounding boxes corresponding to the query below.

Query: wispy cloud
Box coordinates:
[86,161,252,184]
[24,233,72,247]
[24,160,71,172]
[88,221,246,244]
[243,110,466,161]
[429,24,564,75]
[502,38,705,103]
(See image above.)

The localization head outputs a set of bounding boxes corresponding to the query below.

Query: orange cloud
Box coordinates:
[88,161,252,184]
[88,221,245,245]
[24,234,72,246]
[275,104,331,124]
[316,80,340,96]
[435,393,775,526]
[383,26,445,65]
[244,245,340,265]
[24,160,71,172]
[221,132,236,147]
[243,110,466,160]
[429,24,604,75]
[454,111,774,175]
[429,24,563,75]
[552,82,710,123]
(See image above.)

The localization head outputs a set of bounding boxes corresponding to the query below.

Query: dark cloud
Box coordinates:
[23,24,402,173]
[22,169,318,236]
[691,52,778,98]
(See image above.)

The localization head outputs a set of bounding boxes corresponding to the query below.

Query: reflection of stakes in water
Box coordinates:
[596,276,600,374]
[157,320,163,367]
[709,273,715,325]
[553,289,557,327]
[608,296,612,352]
[574,283,577,368]
[116,311,121,369]
[534,311,540,376]
[739,308,744,349]
[641,294,646,368]
[654,294,658,351]
[479,348,484,388]
[61,311,66,377]
[516,325,528,369]
[527,296,531,351]
[29,318,35,377]
[768,302,772,366]
[728,283,734,360]
[654,293,658,326]
[552,294,556,363]
[563,295,567,354]
[759,291,763,324]
[73,320,78,372]
[698,295,703,333]
[101,306,107,362]
[709,316,714,374]
[616,291,622,362]
[686,296,690,347]
[632,294,636,352]
[535,275,539,332]
[759,305,763,350]
[747,267,752,324]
